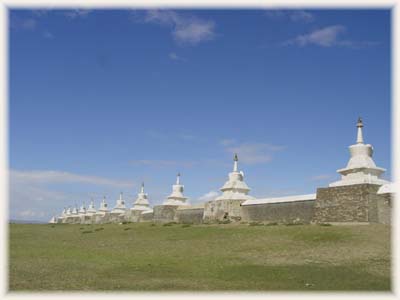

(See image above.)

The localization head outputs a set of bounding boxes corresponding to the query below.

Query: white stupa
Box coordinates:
[48,216,57,224]
[163,173,189,206]
[66,206,72,216]
[111,192,127,215]
[78,202,87,216]
[70,205,79,223]
[215,153,255,202]
[97,196,109,213]
[131,183,152,211]
[71,205,79,216]
[57,208,66,222]
[329,118,389,187]
[86,198,97,216]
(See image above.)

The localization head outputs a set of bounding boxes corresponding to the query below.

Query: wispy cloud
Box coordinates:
[286,25,345,47]
[10,180,69,221]
[31,9,51,17]
[19,210,46,218]
[265,10,315,23]
[179,133,196,140]
[130,160,198,168]
[290,10,315,22]
[197,190,219,202]
[11,170,134,188]
[64,9,92,19]
[10,17,37,31]
[253,188,303,199]
[221,140,285,164]
[220,139,236,146]
[169,52,186,62]
[30,9,91,19]
[145,129,202,143]
[309,174,334,181]
[134,10,216,45]
[43,31,54,39]
[284,25,379,48]
[10,169,135,221]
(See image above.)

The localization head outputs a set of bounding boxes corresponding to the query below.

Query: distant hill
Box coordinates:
[9,219,46,224]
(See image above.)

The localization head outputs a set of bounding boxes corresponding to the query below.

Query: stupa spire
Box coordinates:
[233,153,238,172]
[329,117,388,187]
[176,173,180,185]
[141,182,145,193]
[356,117,364,144]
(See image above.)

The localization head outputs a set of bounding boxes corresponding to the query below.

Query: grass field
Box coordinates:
[9,222,391,291]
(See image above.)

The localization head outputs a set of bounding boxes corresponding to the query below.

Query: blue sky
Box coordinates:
[9,9,391,221]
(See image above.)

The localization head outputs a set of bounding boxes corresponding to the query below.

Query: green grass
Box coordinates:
[9,223,391,291]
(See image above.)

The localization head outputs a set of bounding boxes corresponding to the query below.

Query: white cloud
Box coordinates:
[146,129,200,142]
[173,19,215,45]
[265,10,314,23]
[21,19,37,30]
[31,9,50,17]
[10,17,37,31]
[9,169,135,221]
[64,9,91,19]
[130,160,198,168]
[19,210,45,218]
[169,52,186,62]
[309,174,334,181]
[9,181,69,221]
[222,142,285,165]
[137,10,216,45]
[179,133,195,140]
[11,170,134,188]
[289,10,314,22]
[43,31,54,39]
[197,191,219,202]
[284,25,378,49]
[253,188,302,199]
[264,10,285,19]
[227,144,272,164]
[220,138,236,146]
[287,25,346,47]
[169,52,179,60]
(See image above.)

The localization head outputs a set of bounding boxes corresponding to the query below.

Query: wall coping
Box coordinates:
[242,194,316,206]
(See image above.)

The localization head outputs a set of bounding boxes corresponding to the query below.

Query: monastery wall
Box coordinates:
[313,184,390,223]
[176,207,204,224]
[126,210,142,222]
[240,200,315,224]
[140,211,154,222]
[203,199,244,222]
[153,205,179,223]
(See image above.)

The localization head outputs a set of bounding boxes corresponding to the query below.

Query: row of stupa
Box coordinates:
[49,118,392,224]
[52,173,190,224]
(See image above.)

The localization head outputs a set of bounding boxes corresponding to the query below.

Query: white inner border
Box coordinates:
[0,1,398,299]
